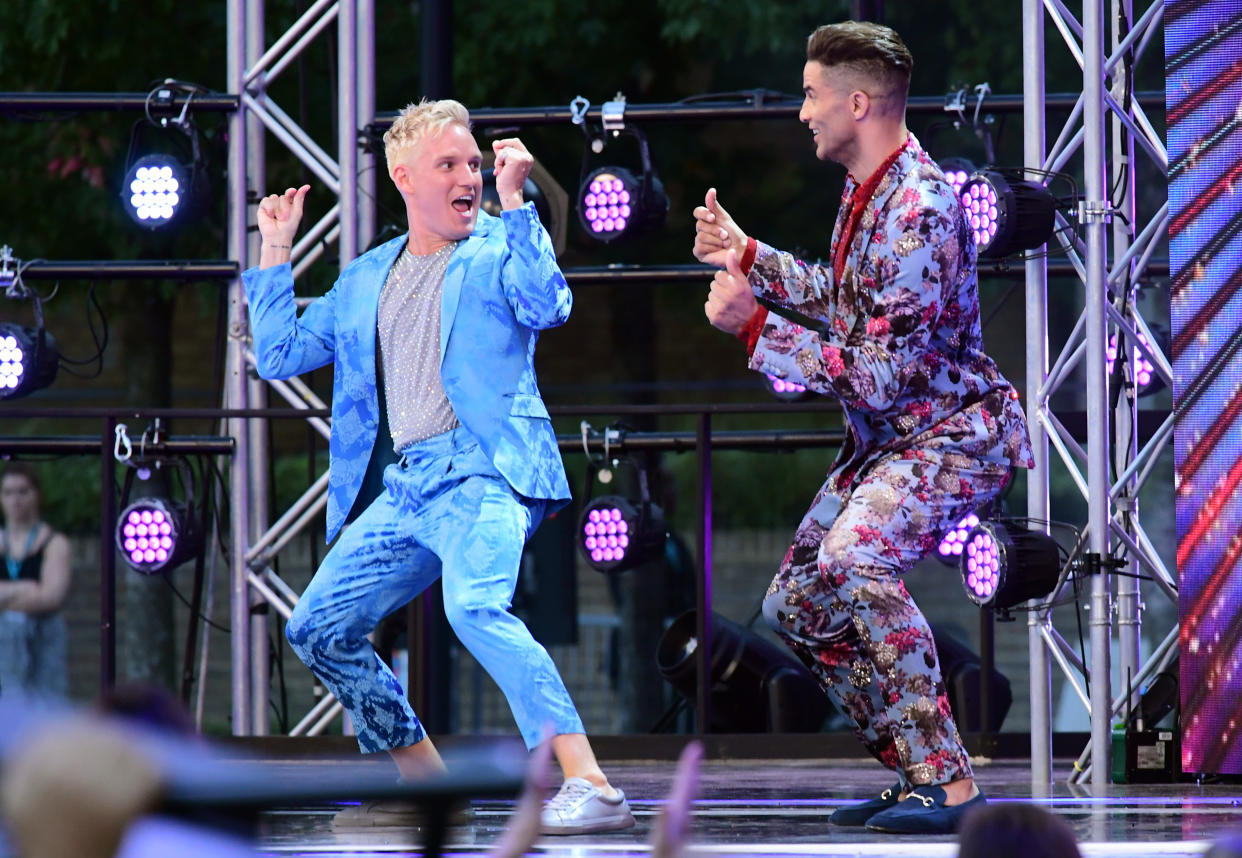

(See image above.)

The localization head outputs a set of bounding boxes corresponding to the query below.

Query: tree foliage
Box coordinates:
[0,0,1119,532]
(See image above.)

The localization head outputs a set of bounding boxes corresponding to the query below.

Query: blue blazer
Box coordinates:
[242,203,573,543]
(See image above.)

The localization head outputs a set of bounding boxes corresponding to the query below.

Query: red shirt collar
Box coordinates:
[847,134,912,206]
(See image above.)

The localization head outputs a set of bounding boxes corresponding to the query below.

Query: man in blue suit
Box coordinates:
[244,98,632,835]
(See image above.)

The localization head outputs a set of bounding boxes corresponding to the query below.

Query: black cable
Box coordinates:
[354,163,406,227]
[269,628,289,733]
[161,573,230,633]
[57,282,110,378]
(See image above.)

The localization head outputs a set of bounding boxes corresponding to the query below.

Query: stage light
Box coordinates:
[935,512,980,564]
[762,373,813,402]
[115,497,202,575]
[579,168,636,239]
[120,81,211,230]
[480,154,569,256]
[657,609,830,732]
[576,127,669,243]
[123,155,189,227]
[578,495,666,573]
[0,324,58,401]
[960,170,1057,259]
[937,157,977,198]
[1108,329,1166,396]
[960,520,1062,611]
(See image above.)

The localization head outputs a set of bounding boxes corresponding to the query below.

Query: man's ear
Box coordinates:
[850,90,870,120]
[391,163,411,195]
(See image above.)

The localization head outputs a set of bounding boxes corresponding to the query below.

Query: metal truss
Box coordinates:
[1024,0,1172,787]
[224,0,376,737]
[217,0,1174,760]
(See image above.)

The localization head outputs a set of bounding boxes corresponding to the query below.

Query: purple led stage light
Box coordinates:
[1107,331,1156,390]
[582,504,632,566]
[959,170,1057,259]
[114,497,199,574]
[958,520,1062,610]
[944,169,971,197]
[0,324,58,400]
[936,157,977,199]
[961,177,1002,253]
[936,512,980,562]
[578,494,667,573]
[763,373,812,402]
[577,160,668,244]
[770,377,805,394]
[963,527,1002,604]
[579,169,636,240]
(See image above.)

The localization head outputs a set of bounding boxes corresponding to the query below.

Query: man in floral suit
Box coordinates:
[693,21,1032,834]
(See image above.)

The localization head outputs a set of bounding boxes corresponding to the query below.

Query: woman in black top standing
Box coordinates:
[0,462,71,697]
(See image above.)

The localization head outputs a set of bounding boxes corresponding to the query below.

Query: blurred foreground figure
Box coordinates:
[0,716,163,858]
[957,803,1083,858]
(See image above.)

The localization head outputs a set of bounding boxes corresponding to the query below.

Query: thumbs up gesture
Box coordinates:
[704,247,758,335]
[692,187,748,269]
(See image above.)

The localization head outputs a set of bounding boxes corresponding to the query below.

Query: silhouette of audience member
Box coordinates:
[0,462,71,698]
[1203,830,1242,858]
[96,681,198,737]
[957,803,1082,858]
[0,715,163,858]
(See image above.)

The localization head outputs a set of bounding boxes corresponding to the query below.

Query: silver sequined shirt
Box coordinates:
[376,242,460,452]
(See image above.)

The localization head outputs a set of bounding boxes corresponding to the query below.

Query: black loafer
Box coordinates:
[864,784,986,834]
[828,782,902,826]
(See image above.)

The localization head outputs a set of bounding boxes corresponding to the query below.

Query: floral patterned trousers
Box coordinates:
[761,441,1012,787]
[286,426,585,754]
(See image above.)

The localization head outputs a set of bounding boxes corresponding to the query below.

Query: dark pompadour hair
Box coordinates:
[806,21,913,102]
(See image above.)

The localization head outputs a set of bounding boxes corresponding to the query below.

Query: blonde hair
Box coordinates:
[383,98,472,178]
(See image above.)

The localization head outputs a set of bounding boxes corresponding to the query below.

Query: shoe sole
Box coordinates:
[540,813,636,836]
[331,811,475,831]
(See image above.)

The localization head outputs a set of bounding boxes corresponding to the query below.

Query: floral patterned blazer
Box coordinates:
[746,135,1033,491]
[243,203,573,543]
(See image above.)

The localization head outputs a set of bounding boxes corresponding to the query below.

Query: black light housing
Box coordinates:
[115,496,203,575]
[121,153,203,229]
[960,169,1057,259]
[576,128,669,243]
[0,324,58,400]
[120,82,212,230]
[577,494,666,574]
[959,519,1062,611]
[656,609,830,732]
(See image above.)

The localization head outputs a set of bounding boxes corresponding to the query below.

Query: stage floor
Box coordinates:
[258,758,1242,857]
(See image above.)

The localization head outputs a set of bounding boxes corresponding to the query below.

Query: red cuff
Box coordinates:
[735,306,769,356]
[739,236,758,275]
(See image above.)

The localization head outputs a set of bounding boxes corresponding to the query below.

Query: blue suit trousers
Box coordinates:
[286,426,585,753]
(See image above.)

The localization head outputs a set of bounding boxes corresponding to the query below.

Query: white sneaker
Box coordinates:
[540,777,635,835]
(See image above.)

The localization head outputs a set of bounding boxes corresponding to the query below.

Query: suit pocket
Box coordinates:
[508,393,550,419]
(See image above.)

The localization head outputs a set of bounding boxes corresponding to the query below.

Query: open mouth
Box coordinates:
[451,193,474,214]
